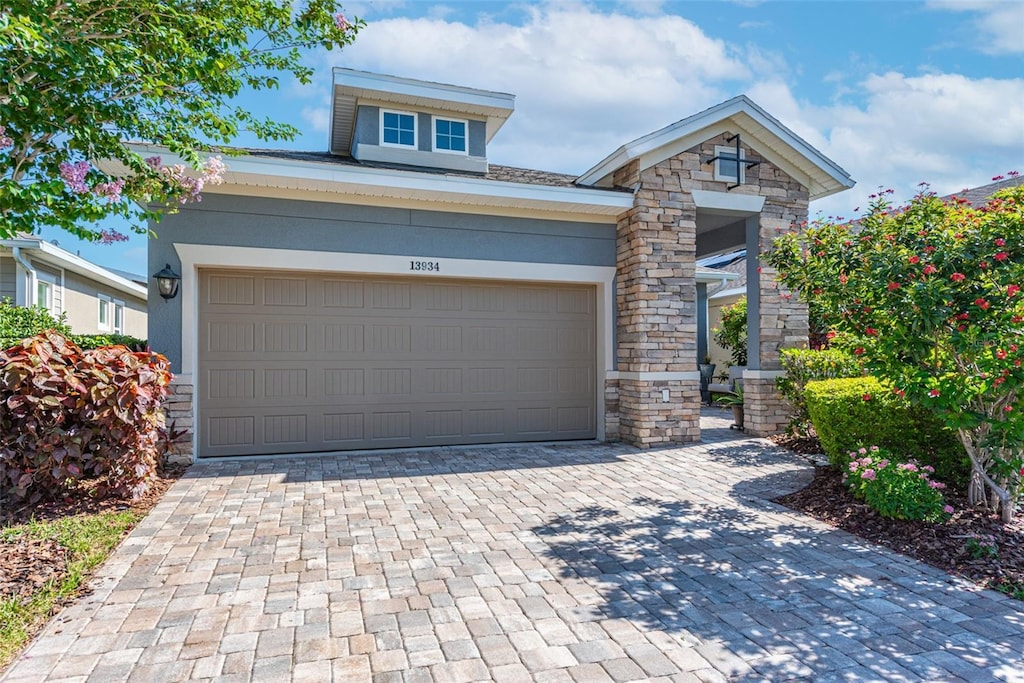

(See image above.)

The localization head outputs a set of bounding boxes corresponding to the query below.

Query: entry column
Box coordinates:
[613,161,701,447]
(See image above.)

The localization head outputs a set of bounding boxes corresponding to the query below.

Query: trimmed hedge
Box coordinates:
[0,332,171,503]
[1,299,146,351]
[805,376,968,487]
[776,348,863,435]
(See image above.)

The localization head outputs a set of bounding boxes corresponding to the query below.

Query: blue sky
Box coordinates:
[47,0,1024,277]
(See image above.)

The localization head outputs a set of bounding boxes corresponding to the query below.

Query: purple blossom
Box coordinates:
[334,12,349,30]
[944,505,954,514]
[861,469,876,481]
[93,178,126,203]
[99,229,129,244]
[0,125,12,149]
[59,160,90,193]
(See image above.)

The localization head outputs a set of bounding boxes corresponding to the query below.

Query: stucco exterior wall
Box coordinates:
[62,269,147,337]
[148,193,618,371]
[0,256,16,303]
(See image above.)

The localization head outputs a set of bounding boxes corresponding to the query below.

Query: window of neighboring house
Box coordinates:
[713,145,745,184]
[381,110,417,148]
[113,299,125,334]
[35,272,59,315]
[98,294,112,331]
[434,117,467,154]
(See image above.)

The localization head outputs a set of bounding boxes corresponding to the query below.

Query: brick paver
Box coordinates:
[4,411,1023,682]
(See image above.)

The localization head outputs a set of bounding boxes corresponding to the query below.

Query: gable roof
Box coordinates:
[944,175,1024,206]
[576,95,854,201]
[1,236,147,299]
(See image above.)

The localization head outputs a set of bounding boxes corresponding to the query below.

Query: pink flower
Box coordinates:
[923,264,937,275]
[99,229,129,244]
[975,298,990,310]
[854,347,865,356]
[59,160,90,193]
[92,178,125,203]
[908,255,920,264]
[0,124,12,148]
[862,394,872,401]
[334,12,350,30]
[929,389,941,398]
[858,447,868,455]
[923,465,935,473]
[865,328,878,336]
[950,273,966,282]
[1005,406,1014,413]
[929,481,946,490]
[1008,285,1020,297]
[997,349,1008,360]
[995,252,1008,261]
[888,282,900,291]
[861,469,876,481]
[995,238,1006,247]
[944,505,954,514]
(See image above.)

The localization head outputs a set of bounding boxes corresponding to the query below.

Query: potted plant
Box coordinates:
[715,384,744,430]
[712,296,748,368]
[698,354,716,403]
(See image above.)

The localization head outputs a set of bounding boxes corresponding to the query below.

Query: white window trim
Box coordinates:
[112,298,125,334]
[379,108,418,149]
[34,269,62,315]
[713,145,745,184]
[98,293,112,331]
[432,115,469,156]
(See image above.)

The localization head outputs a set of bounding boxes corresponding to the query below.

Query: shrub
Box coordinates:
[776,348,863,436]
[805,376,968,486]
[713,296,747,366]
[1,299,147,351]
[844,446,952,522]
[73,334,147,351]
[0,299,71,348]
[0,331,172,504]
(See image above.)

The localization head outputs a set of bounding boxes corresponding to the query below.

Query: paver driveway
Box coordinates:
[4,414,1024,682]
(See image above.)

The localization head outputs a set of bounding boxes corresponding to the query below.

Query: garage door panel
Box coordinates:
[199,270,596,456]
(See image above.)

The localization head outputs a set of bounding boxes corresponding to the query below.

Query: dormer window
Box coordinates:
[381,110,416,147]
[434,117,467,154]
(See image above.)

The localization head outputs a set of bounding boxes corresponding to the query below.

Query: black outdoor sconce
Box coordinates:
[153,264,181,300]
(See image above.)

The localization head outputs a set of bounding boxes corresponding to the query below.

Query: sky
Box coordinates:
[44,0,1024,277]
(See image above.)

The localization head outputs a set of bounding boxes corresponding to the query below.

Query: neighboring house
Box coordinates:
[0,236,147,338]
[140,68,853,461]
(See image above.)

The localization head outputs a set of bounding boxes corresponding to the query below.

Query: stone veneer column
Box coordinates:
[614,160,702,447]
[744,177,810,437]
[163,376,194,464]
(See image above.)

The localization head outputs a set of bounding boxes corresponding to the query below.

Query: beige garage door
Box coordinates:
[198,269,597,457]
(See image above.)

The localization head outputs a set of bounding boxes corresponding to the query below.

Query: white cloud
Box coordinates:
[316,4,750,172]
[301,106,330,134]
[301,4,1022,220]
[927,0,1024,54]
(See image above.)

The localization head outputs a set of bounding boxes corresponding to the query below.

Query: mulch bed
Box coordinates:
[770,434,1024,597]
[0,464,188,603]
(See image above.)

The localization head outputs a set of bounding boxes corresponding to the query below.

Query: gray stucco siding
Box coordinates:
[468,120,486,157]
[0,256,16,303]
[148,193,616,370]
[354,105,379,150]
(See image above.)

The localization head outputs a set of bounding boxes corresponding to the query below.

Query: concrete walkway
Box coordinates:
[4,413,1023,682]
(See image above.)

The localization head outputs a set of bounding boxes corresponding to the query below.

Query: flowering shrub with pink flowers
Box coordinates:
[768,181,1024,521]
[844,446,953,523]
[1,1,363,241]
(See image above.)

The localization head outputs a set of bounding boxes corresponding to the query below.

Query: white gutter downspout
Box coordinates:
[11,246,36,307]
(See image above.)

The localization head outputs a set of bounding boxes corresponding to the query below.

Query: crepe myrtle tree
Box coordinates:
[766,178,1024,522]
[0,0,362,241]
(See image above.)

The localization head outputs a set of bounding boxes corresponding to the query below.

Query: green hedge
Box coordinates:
[1,300,146,351]
[805,376,968,487]
[776,348,863,435]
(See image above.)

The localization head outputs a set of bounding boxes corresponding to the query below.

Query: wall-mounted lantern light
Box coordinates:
[153,264,181,300]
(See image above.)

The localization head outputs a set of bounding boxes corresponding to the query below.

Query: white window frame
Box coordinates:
[98,293,112,331]
[713,145,745,184]
[112,298,125,334]
[432,116,469,155]
[35,270,60,315]
[379,109,418,149]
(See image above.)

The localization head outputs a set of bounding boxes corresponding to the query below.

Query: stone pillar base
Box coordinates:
[743,376,791,437]
[163,377,194,464]
[604,378,621,442]
[618,379,701,448]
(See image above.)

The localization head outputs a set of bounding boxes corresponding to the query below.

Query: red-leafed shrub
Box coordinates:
[0,331,172,504]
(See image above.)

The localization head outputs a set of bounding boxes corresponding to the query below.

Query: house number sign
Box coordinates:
[410,260,441,272]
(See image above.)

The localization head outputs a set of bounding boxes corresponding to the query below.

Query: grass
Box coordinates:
[0,510,145,670]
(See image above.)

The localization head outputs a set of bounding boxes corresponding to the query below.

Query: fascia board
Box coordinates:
[124,144,633,216]
[333,68,515,112]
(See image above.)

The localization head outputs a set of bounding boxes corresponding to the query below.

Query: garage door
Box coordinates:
[198,269,596,457]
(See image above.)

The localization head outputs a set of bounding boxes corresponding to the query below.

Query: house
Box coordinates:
[143,68,853,461]
[0,236,147,337]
